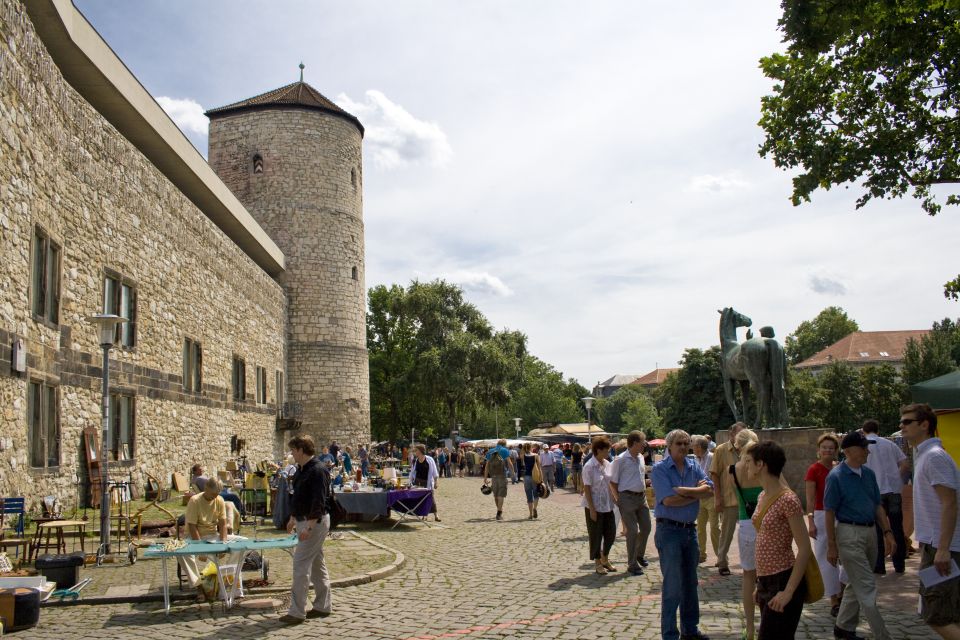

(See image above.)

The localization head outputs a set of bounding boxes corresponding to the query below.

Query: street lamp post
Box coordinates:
[513,417,521,440]
[582,397,595,425]
[86,313,126,564]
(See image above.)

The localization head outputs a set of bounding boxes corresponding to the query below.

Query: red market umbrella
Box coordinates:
[648,438,666,447]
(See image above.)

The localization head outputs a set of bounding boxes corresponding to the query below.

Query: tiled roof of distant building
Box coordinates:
[631,367,680,386]
[795,330,929,369]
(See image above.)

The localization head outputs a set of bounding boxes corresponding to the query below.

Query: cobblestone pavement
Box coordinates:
[34,477,937,639]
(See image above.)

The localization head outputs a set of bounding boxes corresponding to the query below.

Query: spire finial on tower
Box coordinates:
[299,62,305,82]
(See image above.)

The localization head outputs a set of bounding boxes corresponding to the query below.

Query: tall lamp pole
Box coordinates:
[582,397,595,426]
[86,313,126,564]
[513,417,522,440]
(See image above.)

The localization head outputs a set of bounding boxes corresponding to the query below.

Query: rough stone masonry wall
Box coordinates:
[0,0,287,505]
[209,108,370,448]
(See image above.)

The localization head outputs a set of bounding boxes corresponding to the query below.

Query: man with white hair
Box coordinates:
[652,429,714,640]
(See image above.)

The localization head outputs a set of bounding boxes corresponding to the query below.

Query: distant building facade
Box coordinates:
[593,374,642,398]
[0,1,370,501]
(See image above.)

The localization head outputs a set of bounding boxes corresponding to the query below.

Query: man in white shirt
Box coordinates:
[609,431,651,576]
[900,402,960,640]
[862,419,908,574]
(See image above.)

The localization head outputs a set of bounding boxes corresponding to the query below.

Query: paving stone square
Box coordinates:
[33,478,938,639]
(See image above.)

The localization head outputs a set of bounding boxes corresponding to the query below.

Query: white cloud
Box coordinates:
[156,96,208,136]
[687,172,750,193]
[335,90,452,170]
[438,270,513,297]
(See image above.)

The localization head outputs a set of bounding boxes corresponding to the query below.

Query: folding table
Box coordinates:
[143,535,298,613]
[387,488,434,528]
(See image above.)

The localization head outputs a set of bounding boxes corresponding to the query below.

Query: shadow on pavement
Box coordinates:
[547,569,634,591]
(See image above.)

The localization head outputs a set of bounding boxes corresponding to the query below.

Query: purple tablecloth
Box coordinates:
[387,489,434,517]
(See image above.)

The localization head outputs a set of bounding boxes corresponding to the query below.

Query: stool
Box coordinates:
[31,521,86,561]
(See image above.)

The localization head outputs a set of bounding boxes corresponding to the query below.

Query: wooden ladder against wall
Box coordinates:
[82,426,103,508]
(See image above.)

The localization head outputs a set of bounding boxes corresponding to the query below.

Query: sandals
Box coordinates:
[719,566,732,576]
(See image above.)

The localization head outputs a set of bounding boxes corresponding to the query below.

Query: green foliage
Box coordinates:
[759,1,960,218]
[859,364,910,435]
[902,318,960,385]
[596,385,649,433]
[367,280,524,441]
[657,346,736,435]
[368,281,586,441]
[788,362,908,434]
[946,276,960,301]
[785,307,859,365]
[623,394,662,438]
[786,368,829,427]
[818,361,864,432]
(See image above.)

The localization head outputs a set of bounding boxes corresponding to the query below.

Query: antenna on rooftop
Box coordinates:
[299,62,305,82]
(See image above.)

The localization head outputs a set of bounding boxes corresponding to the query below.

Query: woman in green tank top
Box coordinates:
[731,430,762,640]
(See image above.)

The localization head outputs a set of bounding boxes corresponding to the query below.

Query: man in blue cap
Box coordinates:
[824,430,896,640]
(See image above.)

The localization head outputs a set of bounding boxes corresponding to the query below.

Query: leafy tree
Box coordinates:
[759,1,960,216]
[596,385,649,432]
[786,368,828,428]
[785,307,859,365]
[818,361,864,432]
[902,318,960,385]
[859,364,909,435]
[367,280,528,442]
[658,346,736,435]
[758,2,960,297]
[623,394,662,438]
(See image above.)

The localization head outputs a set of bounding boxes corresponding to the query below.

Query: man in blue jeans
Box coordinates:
[651,429,713,640]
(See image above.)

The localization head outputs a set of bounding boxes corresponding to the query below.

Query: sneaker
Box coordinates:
[680,631,710,640]
[279,614,305,625]
[306,609,331,619]
[638,557,649,567]
[495,511,502,521]
[718,566,732,576]
[627,566,644,576]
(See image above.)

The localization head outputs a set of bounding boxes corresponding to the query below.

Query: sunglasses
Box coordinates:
[899,418,921,427]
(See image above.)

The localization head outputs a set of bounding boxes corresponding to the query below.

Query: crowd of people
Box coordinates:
[178,403,959,639]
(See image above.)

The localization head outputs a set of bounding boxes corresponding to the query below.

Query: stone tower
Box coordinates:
[206,79,370,447]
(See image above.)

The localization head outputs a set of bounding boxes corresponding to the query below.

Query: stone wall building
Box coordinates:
[0,0,370,504]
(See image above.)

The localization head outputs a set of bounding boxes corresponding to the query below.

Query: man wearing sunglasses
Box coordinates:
[901,403,960,640]
[652,429,713,640]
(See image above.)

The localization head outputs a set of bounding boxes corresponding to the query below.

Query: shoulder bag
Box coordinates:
[730,464,758,517]
[755,489,824,604]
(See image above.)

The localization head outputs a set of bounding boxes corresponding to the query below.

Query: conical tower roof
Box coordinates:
[206,80,363,135]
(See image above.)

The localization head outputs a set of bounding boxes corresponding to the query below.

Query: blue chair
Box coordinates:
[0,497,28,563]
[0,497,25,537]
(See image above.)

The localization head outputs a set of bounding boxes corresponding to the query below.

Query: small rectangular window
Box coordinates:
[28,380,60,469]
[103,272,137,348]
[183,338,202,392]
[31,227,61,324]
[255,366,267,404]
[108,393,135,461]
[232,356,246,401]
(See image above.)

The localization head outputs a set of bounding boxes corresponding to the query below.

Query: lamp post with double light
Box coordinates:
[86,313,126,564]
[513,417,522,440]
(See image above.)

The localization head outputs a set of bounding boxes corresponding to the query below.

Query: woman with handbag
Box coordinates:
[749,440,815,640]
[521,443,542,519]
[581,436,617,574]
[804,432,842,616]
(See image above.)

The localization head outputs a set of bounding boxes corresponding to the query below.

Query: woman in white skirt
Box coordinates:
[804,432,842,616]
[731,430,761,640]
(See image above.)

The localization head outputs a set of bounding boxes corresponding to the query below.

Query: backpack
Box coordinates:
[488,453,505,476]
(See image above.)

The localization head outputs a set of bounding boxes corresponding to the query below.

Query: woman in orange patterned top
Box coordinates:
[748,441,813,640]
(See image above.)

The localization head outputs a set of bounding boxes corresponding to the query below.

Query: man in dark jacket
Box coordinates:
[279,435,332,624]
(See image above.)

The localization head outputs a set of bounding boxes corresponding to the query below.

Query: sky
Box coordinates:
[73,1,960,390]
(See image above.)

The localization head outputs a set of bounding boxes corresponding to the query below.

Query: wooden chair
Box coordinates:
[0,498,29,566]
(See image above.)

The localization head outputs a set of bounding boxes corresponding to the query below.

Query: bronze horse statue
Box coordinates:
[718,307,787,429]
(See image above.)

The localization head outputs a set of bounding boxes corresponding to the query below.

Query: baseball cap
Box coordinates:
[840,431,874,449]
